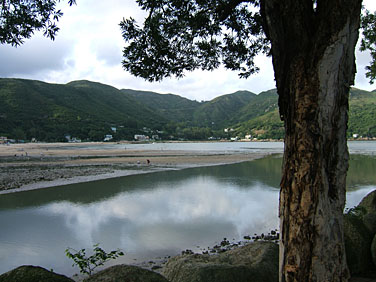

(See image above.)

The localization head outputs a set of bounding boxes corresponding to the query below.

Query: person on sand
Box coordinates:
[147,159,150,165]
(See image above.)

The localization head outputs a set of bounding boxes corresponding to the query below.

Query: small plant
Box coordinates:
[345,205,367,219]
[65,243,124,276]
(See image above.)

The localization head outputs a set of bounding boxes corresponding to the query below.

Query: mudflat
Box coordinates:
[0,142,269,193]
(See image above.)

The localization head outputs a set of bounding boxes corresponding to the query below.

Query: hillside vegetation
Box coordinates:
[0,78,375,142]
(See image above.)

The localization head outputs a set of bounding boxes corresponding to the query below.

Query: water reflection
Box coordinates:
[0,155,375,276]
[45,180,279,248]
[0,159,282,210]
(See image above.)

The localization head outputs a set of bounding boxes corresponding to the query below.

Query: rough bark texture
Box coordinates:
[259,0,362,281]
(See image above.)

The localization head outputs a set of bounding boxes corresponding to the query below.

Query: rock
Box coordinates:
[163,241,278,282]
[363,212,376,235]
[372,235,376,267]
[344,213,374,275]
[84,264,169,282]
[0,265,74,282]
[358,190,376,215]
[354,190,376,236]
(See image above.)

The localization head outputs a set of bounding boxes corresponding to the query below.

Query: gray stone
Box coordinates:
[363,212,376,236]
[0,265,74,282]
[371,234,376,268]
[84,264,169,282]
[344,213,374,275]
[163,241,278,282]
[358,190,376,215]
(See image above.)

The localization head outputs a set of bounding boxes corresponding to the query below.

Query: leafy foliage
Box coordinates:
[344,205,367,220]
[0,0,75,46]
[120,0,269,81]
[65,244,124,276]
[348,88,376,138]
[361,9,376,84]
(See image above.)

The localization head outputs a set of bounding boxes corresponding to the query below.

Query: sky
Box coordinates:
[0,0,375,101]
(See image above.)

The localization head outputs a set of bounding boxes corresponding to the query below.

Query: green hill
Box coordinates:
[348,88,376,138]
[0,78,375,141]
[193,90,257,128]
[232,89,278,123]
[0,79,166,141]
[233,88,376,139]
[122,89,200,124]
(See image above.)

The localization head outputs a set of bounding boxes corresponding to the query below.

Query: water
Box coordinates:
[52,141,285,154]
[0,141,375,276]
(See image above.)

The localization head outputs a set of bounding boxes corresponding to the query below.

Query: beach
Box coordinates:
[0,142,270,194]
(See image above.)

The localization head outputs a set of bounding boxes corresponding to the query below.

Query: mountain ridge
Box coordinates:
[0,78,375,141]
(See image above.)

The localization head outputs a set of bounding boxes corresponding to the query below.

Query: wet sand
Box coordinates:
[0,142,270,194]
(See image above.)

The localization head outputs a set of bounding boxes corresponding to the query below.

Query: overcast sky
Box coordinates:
[0,0,375,101]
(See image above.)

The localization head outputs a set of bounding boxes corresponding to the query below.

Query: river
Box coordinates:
[0,141,375,277]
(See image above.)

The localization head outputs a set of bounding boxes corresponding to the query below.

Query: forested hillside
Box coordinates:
[0,78,375,141]
[0,79,166,141]
[122,89,201,124]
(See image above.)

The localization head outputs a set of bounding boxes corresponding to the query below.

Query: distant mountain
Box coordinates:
[232,89,278,122]
[0,78,375,141]
[122,89,201,124]
[0,79,166,141]
[233,87,376,139]
[348,88,376,137]
[193,90,257,128]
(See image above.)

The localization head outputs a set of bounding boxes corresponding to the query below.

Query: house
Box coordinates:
[224,128,235,133]
[134,134,149,141]
[111,127,117,133]
[104,134,113,142]
[70,137,81,143]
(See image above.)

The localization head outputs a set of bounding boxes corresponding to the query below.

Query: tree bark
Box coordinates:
[260,0,362,281]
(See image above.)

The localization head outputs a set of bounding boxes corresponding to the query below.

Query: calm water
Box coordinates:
[0,141,375,276]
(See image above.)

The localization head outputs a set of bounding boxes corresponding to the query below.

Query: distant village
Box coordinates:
[1,127,374,144]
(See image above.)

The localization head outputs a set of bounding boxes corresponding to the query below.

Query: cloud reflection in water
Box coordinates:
[46,176,280,254]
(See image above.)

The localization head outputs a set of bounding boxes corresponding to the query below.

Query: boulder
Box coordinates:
[356,190,376,236]
[163,241,278,282]
[84,264,169,282]
[344,213,374,275]
[372,234,376,267]
[0,265,74,282]
[358,190,376,215]
[363,212,376,236]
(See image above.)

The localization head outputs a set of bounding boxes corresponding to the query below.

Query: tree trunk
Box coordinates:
[260,0,362,281]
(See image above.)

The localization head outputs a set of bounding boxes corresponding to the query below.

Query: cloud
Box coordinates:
[0,0,375,100]
[0,34,73,77]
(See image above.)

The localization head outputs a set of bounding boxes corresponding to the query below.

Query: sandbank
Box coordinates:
[0,142,273,194]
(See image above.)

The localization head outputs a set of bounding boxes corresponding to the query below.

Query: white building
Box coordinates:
[104,134,113,141]
[134,134,149,141]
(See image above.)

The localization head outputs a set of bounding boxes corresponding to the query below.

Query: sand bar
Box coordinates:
[0,142,273,194]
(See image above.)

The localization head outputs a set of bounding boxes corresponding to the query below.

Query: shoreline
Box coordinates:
[0,142,274,194]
